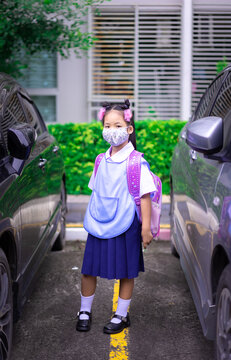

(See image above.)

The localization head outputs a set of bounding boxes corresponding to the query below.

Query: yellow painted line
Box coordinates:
[109,280,129,360]
[160,224,170,229]
[66,223,170,229]
[66,223,83,228]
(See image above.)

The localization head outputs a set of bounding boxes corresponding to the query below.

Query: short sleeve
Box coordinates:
[140,161,157,198]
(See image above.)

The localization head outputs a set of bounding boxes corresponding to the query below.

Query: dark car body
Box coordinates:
[0,73,66,360]
[170,65,231,359]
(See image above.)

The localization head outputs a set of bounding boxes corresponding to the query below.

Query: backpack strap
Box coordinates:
[127,150,144,206]
[94,153,105,176]
[151,173,162,205]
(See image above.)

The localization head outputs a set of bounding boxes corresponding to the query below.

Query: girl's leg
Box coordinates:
[119,278,134,299]
[110,278,134,324]
[81,274,97,296]
[78,275,97,321]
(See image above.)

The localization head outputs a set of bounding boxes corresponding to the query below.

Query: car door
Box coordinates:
[23,98,64,232]
[13,93,52,294]
[205,71,231,259]
[189,71,231,296]
[20,95,65,243]
[0,92,50,293]
[172,71,227,311]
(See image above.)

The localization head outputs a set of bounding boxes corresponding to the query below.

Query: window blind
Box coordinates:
[92,10,135,100]
[90,6,182,120]
[20,52,57,89]
[138,9,181,120]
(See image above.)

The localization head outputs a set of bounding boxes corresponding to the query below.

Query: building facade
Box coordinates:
[22,0,231,123]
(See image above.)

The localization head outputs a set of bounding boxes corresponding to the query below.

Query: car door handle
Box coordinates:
[190,149,197,161]
[38,158,47,169]
[53,146,59,154]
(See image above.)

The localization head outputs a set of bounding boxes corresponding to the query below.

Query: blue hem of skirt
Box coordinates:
[81,214,144,280]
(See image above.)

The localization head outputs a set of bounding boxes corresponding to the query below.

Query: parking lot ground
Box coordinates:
[11,240,214,360]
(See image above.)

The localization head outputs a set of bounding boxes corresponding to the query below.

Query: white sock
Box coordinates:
[111,297,131,324]
[79,293,95,320]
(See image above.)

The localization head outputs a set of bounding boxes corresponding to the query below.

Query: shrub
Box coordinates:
[48,120,186,195]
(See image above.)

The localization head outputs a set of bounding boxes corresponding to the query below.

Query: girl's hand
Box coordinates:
[142,228,153,249]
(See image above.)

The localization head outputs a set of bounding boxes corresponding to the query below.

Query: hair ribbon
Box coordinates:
[124,108,132,122]
[98,107,106,121]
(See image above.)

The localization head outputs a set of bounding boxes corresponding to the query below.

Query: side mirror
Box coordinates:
[186,116,223,154]
[7,123,36,160]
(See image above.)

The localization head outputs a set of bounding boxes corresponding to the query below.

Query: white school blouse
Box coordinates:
[83,142,157,239]
[88,142,156,197]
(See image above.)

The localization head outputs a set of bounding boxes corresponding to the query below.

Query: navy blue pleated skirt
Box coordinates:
[81,214,144,280]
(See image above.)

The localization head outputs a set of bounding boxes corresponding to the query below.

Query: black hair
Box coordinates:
[101,99,137,150]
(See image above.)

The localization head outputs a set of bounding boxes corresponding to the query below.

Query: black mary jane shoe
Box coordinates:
[103,313,130,334]
[76,311,92,332]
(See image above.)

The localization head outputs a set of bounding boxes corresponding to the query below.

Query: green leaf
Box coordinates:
[48,120,186,195]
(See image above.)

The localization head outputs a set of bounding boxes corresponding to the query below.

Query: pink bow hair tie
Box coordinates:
[98,107,106,121]
[124,109,132,122]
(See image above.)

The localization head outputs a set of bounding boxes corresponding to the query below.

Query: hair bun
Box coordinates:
[102,101,111,110]
[124,99,130,108]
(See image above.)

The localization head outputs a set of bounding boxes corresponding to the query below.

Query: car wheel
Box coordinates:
[171,241,179,258]
[52,182,67,251]
[0,248,13,360]
[215,263,231,360]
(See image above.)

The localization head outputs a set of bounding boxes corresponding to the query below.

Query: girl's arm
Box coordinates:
[140,193,153,249]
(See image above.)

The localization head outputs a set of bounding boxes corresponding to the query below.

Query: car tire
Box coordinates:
[215,263,231,360]
[171,241,179,258]
[0,248,13,360]
[52,182,67,251]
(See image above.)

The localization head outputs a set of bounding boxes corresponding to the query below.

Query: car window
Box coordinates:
[210,72,231,119]
[210,72,231,151]
[1,93,27,151]
[19,96,45,137]
[0,132,7,159]
[193,72,225,121]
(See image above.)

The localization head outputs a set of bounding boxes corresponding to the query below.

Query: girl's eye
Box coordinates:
[116,125,122,128]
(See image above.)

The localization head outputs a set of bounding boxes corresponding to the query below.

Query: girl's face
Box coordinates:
[104,110,133,134]
[103,110,134,149]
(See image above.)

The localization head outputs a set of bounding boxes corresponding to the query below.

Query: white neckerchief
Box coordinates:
[105,141,134,163]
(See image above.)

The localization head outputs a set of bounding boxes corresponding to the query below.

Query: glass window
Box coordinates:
[210,72,231,119]
[0,132,7,159]
[31,96,56,123]
[1,94,26,149]
[20,97,44,136]
[210,72,231,150]
[193,73,225,121]
[20,51,57,89]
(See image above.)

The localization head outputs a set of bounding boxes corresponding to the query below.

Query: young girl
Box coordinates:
[76,99,156,334]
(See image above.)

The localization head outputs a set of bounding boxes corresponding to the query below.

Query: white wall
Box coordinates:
[57,51,88,124]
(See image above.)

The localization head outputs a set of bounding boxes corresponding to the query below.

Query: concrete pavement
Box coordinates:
[66,195,171,242]
[11,240,214,360]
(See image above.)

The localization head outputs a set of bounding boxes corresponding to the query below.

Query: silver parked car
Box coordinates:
[170,65,231,360]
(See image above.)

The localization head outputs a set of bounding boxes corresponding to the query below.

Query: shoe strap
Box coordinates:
[112,314,128,322]
[78,311,91,316]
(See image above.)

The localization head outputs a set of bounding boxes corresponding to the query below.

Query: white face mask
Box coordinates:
[102,127,129,146]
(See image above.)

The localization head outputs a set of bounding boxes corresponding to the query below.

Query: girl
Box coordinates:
[76,99,156,334]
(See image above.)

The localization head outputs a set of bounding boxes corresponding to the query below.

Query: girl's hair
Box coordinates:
[101,99,137,150]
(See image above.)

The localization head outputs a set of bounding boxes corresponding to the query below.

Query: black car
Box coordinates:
[170,65,231,359]
[0,73,66,360]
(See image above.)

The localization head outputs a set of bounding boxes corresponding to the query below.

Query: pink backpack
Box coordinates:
[94,150,162,238]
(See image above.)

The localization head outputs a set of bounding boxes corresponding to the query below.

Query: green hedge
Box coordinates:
[48,120,186,195]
